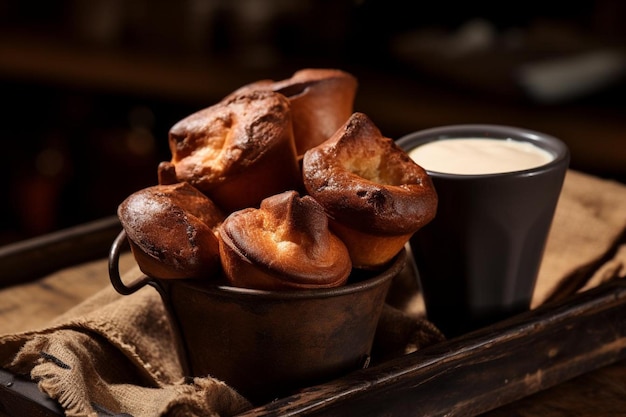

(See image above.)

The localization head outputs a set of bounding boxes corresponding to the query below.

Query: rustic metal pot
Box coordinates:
[109,230,405,404]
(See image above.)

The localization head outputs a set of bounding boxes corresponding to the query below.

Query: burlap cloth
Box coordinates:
[533,170,626,306]
[0,169,625,416]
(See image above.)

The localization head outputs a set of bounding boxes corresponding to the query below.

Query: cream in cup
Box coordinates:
[397,125,569,337]
[408,138,554,175]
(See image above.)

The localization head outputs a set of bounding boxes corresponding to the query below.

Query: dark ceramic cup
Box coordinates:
[397,124,569,338]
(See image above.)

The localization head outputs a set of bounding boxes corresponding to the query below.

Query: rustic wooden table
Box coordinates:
[1,217,625,416]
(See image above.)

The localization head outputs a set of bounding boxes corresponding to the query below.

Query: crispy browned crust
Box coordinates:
[226,68,358,156]
[118,182,224,279]
[167,90,301,212]
[301,112,437,268]
[302,112,438,236]
[219,191,352,290]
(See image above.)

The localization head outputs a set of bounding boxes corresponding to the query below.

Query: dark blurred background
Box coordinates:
[1,0,625,245]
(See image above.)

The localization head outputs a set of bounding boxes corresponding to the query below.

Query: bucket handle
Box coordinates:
[107,229,192,375]
[108,230,154,295]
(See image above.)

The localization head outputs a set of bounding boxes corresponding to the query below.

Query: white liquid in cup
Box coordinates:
[408,138,555,175]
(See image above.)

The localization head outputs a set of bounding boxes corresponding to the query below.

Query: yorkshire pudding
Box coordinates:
[117,182,224,280]
[302,112,438,269]
[226,68,358,156]
[161,90,301,213]
[218,190,352,290]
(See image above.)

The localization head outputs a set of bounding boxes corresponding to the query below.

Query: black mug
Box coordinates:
[397,124,569,337]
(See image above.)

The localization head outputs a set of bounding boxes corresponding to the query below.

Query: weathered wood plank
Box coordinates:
[0,369,63,417]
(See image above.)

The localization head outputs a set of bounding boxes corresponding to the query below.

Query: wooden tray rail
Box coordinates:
[0,216,122,288]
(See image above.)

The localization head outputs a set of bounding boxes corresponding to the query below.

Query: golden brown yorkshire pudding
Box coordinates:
[162,90,301,213]
[226,68,358,156]
[218,190,352,290]
[302,112,438,269]
[118,182,224,280]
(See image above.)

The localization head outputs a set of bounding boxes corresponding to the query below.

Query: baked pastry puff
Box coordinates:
[118,182,224,280]
[226,68,358,156]
[161,90,301,213]
[218,190,352,290]
[302,112,438,269]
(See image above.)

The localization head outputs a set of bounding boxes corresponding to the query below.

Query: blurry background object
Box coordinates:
[0,0,624,244]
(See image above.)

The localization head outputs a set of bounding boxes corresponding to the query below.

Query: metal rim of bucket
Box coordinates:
[109,230,407,300]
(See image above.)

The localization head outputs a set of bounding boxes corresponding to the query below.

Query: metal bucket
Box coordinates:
[109,230,405,404]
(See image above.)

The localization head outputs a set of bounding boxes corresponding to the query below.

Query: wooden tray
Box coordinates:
[1,217,626,416]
